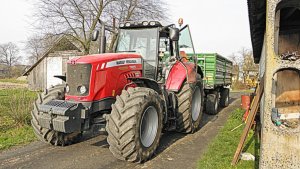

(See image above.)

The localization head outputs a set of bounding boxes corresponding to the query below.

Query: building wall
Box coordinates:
[27,50,82,91]
[259,0,300,168]
[27,59,45,91]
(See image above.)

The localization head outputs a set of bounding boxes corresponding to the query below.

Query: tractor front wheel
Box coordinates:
[31,85,82,146]
[106,87,163,162]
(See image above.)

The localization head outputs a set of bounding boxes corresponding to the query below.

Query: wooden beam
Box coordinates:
[231,76,264,166]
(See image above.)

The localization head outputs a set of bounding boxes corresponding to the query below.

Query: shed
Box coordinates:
[23,36,83,90]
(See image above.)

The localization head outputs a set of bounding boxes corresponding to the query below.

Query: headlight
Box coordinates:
[142,21,149,26]
[66,85,70,93]
[119,23,125,28]
[125,22,131,27]
[79,85,87,94]
[149,21,156,26]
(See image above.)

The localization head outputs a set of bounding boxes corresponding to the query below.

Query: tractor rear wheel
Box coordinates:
[176,80,204,133]
[206,93,219,115]
[106,87,163,162]
[220,88,230,107]
[31,85,82,146]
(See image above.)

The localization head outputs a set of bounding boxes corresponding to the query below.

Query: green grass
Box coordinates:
[197,109,259,169]
[0,78,27,84]
[0,89,37,150]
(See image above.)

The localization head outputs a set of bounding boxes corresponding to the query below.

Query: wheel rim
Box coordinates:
[192,86,202,121]
[140,106,158,148]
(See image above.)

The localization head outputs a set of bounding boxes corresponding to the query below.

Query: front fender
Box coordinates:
[166,61,197,92]
[127,77,162,95]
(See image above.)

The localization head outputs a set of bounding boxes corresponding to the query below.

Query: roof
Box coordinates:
[23,36,81,76]
[247,0,266,63]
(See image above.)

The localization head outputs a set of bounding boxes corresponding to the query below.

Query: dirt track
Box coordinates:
[0,82,28,90]
[0,92,242,169]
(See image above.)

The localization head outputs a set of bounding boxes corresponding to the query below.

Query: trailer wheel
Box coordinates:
[220,88,230,107]
[176,79,204,133]
[106,87,163,163]
[206,93,219,115]
[31,85,82,146]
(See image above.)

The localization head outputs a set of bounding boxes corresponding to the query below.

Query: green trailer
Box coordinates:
[195,53,233,115]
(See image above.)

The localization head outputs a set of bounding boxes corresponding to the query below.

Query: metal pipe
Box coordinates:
[98,19,106,54]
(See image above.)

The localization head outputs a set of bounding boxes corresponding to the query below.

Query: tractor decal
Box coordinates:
[106,58,142,68]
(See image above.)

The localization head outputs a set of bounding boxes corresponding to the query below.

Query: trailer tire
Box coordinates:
[206,93,219,115]
[106,87,163,163]
[220,88,230,107]
[176,78,204,133]
[31,85,82,146]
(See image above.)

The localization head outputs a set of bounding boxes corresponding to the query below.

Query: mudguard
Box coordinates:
[127,77,162,94]
[165,61,197,92]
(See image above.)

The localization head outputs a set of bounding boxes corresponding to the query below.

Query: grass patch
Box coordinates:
[0,89,37,150]
[197,109,259,169]
[0,78,27,84]
[0,126,36,150]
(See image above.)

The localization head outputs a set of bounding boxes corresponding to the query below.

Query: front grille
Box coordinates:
[67,63,92,96]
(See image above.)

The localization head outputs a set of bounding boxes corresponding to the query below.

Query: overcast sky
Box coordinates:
[0,0,251,61]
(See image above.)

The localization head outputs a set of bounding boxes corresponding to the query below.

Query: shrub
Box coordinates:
[5,90,35,127]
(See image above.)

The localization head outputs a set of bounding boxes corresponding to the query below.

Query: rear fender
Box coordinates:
[165,61,197,92]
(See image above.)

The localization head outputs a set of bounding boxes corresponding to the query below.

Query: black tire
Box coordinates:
[31,84,82,146]
[220,88,230,107]
[205,93,219,115]
[106,87,163,163]
[176,79,204,133]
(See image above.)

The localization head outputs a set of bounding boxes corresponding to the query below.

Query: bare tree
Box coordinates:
[33,0,168,54]
[34,0,117,54]
[25,35,45,63]
[103,0,168,51]
[233,48,259,84]
[0,42,21,77]
[25,34,62,63]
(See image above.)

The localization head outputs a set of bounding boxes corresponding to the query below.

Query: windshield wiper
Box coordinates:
[117,50,136,53]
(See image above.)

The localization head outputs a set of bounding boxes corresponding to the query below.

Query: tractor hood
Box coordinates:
[68,53,142,64]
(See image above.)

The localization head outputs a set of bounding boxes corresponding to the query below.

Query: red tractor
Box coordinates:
[31,20,204,162]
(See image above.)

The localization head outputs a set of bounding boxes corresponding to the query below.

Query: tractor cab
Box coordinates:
[115,21,197,81]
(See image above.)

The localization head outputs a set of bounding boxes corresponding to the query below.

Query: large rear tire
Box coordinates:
[31,85,82,146]
[176,80,204,133]
[106,87,163,163]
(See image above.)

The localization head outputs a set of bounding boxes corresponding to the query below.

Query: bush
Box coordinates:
[0,89,37,150]
[4,90,35,127]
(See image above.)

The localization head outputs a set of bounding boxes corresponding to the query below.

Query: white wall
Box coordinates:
[46,57,62,88]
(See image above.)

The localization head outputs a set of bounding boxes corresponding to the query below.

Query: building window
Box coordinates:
[272,68,300,128]
[275,2,300,60]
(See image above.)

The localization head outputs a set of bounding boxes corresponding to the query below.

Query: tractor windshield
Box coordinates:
[116,28,158,63]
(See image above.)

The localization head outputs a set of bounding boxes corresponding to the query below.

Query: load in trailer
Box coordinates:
[31,20,204,162]
[194,53,232,115]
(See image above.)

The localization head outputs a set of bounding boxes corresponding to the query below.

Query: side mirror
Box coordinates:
[169,28,180,41]
[92,30,99,41]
